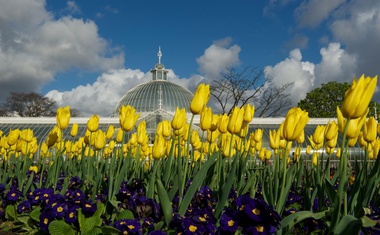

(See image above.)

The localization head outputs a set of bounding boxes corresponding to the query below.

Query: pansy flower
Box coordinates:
[5,188,22,204]
[69,176,82,189]
[182,217,206,235]
[82,201,97,215]
[219,209,238,233]
[114,219,142,235]
[52,202,67,219]
[17,200,32,214]
[65,205,79,224]
[39,212,54,231]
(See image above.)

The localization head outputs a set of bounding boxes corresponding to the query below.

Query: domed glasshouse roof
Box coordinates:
[115,48,193,114]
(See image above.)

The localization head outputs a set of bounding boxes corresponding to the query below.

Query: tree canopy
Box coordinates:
[297,81,350,118]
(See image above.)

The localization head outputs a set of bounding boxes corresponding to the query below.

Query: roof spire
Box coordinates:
[157,46,162,64]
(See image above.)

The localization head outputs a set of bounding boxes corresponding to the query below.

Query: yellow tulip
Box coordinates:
[312,152,319,166]
[311,125,325,145]
[269,130,280,150]
[137,121,147,145]
[254,129,263,142]
[40,142,49,157]
[327,134,338,148]
[324,121,338,141]
[191,130,201,149]
[87,115,99,132]
[243,104,255,123]
[218,113,229,133]
[207,129,220,143]
[29,166,38,174]
[152,134,166,159]
[306,145,312,155]
[364,117,377,143]
[119,105,140,132]
[7,129,20,146]
[341,75,377,119]
[282,107,309,141]
[227,107,245,134]
[346,115,366,139]
[56,106,71,130]
[200,107,213,131]
[348,136,358,147]
[116,129,124,143]
[157,120,171,137]
[308,135,323,150]
[93,130,106,150]
[255,141,262,151]
[106,125,115,139]
[70,123,79,137]
[210,114,219,132]
[21,128,34,142]
[190,83,210,115]
[296,130,305,144]
[336,148,341,158]
[171,107,187,130]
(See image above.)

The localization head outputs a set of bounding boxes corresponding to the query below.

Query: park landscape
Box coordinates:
[0,75,380,234]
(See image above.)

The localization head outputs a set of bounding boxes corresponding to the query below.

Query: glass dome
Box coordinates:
[115,80,193,113]
[115,47,193,114]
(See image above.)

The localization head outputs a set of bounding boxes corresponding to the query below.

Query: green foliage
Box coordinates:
[298,81,350,117]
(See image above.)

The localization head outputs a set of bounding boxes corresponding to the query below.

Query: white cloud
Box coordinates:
[0,0,124,100]
[196,38,241,78]
[294,0,345,28]
[264,49,315,106]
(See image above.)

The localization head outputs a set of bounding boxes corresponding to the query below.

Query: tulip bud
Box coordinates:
[171,107,187,130]
[254,129,263,142]
[269,130,280,150]
[93,130,106,150]
[119,105,140,132]
[324,121,338,141]
[21,128,34,142]
[152,134,166,159]
[7,129,20,146]
[217,113,229,133]
[311,125,325,145]
[87,115,99,132]
[227,107,245,134]
[282,107,309,141]
[137,121,147,145]
[106,125,115,139]
[56,106,71,130]
[190,83,210,115]
[70,123,79,137]
[364,117,377,143]
[341,75,377,119]
[200,107,213,131]
[243,104,255,123]
[116,129,124,143]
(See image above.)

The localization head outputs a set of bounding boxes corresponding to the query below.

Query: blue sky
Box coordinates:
[1,0,379,116]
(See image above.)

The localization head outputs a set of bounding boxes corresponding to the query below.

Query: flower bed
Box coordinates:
[1,75,380,234]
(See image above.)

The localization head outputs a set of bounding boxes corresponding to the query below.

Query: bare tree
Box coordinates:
[255,82,293,117]
[2,92,57,117]
[210,67,292,117]
[211,67,265,114]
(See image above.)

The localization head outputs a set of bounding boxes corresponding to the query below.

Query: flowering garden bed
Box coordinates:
[1,75,380,234]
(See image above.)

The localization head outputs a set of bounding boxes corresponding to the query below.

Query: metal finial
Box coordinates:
[157,46,162,64]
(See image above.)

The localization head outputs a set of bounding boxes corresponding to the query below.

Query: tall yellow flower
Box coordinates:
[7,129,20,146]
[137,121,147,145]
[341,75,377,119]
[282,107,309,141]
[119,105,140,132]
[93,130,106,150]
[171,107,187,130]
[190,83,210,115]
[56,106,71,130]
[243,104,255,123]
[87,115,99,132]
[254,129,263,142]
[227,107,245,134]
[106,125,115,139]
[20,128,34,142]
[324,121,338,141]
[152,134,166,159]
[269,130,280,150]
[311,125,325,145]
[70,123,79,137]
[364,116,377,143]
[346,115,366,139]
[116,128,123,143]
[200,107,213,131]
[217,113,229,133]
